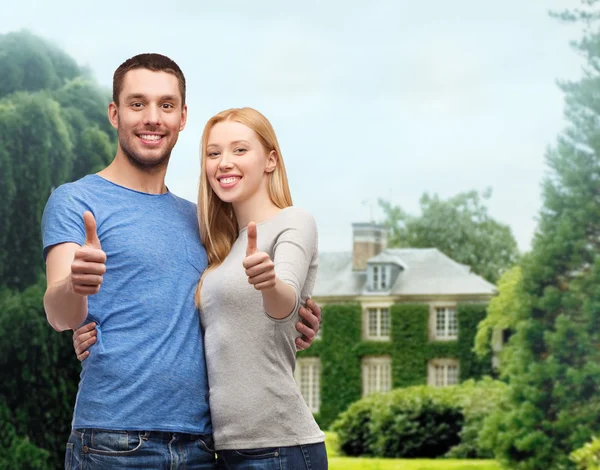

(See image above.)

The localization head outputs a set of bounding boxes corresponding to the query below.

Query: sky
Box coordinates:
[2,0,585,254]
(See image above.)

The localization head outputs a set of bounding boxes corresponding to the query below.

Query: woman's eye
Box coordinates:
[234,148,247,153]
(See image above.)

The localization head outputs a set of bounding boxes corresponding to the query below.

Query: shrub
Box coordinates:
[571,437,600,470]
[370,386,463,458]
[333,379,508,459]
[333,385,463,458]
[446,378,509,458]
[331,393,390,456]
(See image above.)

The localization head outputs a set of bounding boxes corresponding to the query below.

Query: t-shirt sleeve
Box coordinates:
[273,209,318,313]
[41,184,90,260]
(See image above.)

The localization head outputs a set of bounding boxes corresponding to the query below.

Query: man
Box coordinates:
[42,53,320,469]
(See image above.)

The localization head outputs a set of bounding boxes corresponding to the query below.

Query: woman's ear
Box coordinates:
[265,150,277,173]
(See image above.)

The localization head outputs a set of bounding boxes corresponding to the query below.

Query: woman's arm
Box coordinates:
[243,211,317,320]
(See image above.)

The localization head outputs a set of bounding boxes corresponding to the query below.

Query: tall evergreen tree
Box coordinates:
[485,3,600,468]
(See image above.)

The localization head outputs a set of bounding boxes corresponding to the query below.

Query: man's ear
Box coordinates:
[180,103,188,131]
[265,150,277,173]
[108,102,118,130]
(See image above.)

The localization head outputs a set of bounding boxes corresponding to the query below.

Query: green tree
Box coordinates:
[54,78,116,180]
[53,76,116,137]
[379,189,520,283]
[0,31,117,468]
[0,35,116,290]
[0,399,50,470]
[0,30,80,99]
[0,280,79,469]
[474,265,522,364]
[484,3,600,468]
[0,92,73,289]
[0,121,16,277]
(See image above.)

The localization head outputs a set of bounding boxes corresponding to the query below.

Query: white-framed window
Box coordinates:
[366,308,391,340]
[362,356,392,396]
[428,358,459,387]
[295,358,321,413]
[435,307,458,339]
[370,264,390,290]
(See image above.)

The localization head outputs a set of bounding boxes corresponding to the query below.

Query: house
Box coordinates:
[294,222,497,424]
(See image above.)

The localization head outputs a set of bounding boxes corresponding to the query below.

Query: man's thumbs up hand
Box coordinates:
[71,211,107,296]
[83,211,101,249]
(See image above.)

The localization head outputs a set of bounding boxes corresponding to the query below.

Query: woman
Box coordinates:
[74,107,327,469]
[196,107,326,469]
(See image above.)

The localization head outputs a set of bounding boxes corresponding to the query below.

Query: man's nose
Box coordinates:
[143,105,161,126]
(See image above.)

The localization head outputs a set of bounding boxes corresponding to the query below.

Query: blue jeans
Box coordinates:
[65,428,216,469]
[216,442,327,470]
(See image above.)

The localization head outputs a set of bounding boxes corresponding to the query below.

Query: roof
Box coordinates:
[313,248,497,298]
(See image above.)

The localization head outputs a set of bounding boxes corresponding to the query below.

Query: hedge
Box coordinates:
[332,379,507,458]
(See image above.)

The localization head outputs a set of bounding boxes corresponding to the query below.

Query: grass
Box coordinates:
[325,432,501,470]
[328,459,501,470]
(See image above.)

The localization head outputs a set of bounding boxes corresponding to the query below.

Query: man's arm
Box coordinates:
[45,243,89,331]
[44,212,106,331]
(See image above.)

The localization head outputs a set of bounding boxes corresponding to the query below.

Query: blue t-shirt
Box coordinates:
[42,174,211,434]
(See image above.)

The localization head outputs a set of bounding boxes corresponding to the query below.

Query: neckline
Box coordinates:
[88,174,171,197]
[238,206,294,234]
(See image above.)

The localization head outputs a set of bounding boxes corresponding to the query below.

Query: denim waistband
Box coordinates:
[72,428,212,442]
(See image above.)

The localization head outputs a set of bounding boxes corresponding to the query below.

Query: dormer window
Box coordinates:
[371,264,389,290]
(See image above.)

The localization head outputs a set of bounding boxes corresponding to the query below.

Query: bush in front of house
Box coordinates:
[370,386,463,458]
[445,377,509,459]
[330,392,391,457]
[332,379,508,459]
[333,385,462,458]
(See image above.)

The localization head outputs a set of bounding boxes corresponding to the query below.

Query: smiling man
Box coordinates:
[41,53,321,470]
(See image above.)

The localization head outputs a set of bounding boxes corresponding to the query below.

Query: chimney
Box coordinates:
[352,222,387,271]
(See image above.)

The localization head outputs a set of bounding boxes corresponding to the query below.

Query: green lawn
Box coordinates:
[326,433,501,470]
[329,459,500,470]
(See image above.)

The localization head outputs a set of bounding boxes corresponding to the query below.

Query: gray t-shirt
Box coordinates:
[200,206,325,450]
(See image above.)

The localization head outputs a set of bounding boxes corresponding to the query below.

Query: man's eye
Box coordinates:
[132,103,143,108]
[162,103,174,109]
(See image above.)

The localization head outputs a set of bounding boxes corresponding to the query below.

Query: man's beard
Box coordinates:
[118,129,173,173]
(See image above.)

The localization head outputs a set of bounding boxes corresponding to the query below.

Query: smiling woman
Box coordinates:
[206,121,277,205]
[193,107,327,469]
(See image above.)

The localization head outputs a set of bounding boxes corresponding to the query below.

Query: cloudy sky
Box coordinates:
[2,0,584,253]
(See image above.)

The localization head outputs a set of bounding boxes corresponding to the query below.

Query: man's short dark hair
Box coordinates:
[113,53,186,105]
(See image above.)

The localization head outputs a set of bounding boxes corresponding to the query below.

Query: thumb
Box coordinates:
[246,222,257,256]
[83,211,101,249]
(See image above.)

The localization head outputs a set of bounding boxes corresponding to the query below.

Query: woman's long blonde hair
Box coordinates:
[195,107,293,307]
